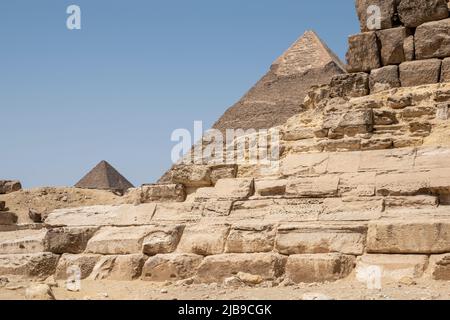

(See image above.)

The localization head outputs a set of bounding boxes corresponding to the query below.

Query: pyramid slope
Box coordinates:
[212,30,346,132]
[75,161,134,192]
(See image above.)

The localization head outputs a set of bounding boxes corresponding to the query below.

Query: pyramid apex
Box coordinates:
[272,30,346,76]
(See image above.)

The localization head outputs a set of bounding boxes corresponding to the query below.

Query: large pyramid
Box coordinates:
[75,160,134,193]
[212,30,346,131]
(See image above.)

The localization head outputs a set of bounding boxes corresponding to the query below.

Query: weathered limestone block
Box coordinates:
[177,224,229,256]
[338,172,376,197]
[399,59,442,87]
[321,198,383,221]
[370,66,400,93]
[225,224,275,253]
[346,32,381,73]
[327,152,361,174]
[414,148,450,170]
[403,35,415,61]
[142,225,184,256]
[286,176,339,198]
[276,224,366,255]
[323,109,374,138]
[25,284,55,301]
[192,200,233,217]
[285,254,355,283]
[170,165,212,187]
[0,180,22,194]
[281,153,328,176]
[429,254,450,280]
[415,19,450,59]
[373,109,398,125]
[355,0,396,32]
[85,226,154,255]
[387,93,413,109]
[89,254,146,281]
[230,199,322,221]
[194,178,254,201]
[128,184,186,204]
[356,254,428,281]
[209,164,237,185]
[254,179,287,196]
[151,202,199,222]
[141,253,203,281]
[0,253,59,278]
[359,148,416,171]
[377,27,410,66]
[330,73,370,98]
[0,211,18,225]
[0,230,47,254]
[320,138,362,152]
[196,253,286,283]
[367,220,450,254]
[44,227,98,254]
[45,204,157,227]
[376,171,429,196]
[442,58,450,83]
[384,195,439,209]
[55,254,101,280]
[398,0,449,28]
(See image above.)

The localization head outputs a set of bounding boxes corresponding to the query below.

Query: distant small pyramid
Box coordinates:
[75,161,134,193]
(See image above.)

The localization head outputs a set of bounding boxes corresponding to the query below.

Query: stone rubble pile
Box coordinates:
[347,0,450,93]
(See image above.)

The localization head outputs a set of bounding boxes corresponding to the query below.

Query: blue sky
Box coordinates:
[0,0,358,188]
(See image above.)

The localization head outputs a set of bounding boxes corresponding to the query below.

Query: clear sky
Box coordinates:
[0,0,359,188]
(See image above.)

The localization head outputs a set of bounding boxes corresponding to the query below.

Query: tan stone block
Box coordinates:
[55,254,101,280]
[286,176,339,198]
[141,253,203,281]
[89,254,146,281]
[225,224,275,253]
[142,225,184,256]
[44,227,98,254]
[0,229,47,254]
[254,179,287,196]
[177,225,229,256]
[0,253,59,278]
[429,254,450,280]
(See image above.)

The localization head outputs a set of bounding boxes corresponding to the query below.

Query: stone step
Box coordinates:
[0,230,47,254]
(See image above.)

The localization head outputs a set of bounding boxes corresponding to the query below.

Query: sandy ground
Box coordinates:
[1,277,450,300]
[0,187,122,224]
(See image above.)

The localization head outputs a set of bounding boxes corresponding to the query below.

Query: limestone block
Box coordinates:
[141,253,203,281]
[44,227,98,254]
[225,224,275,253]
[209,164,237,184]
[275,224,366,255]
[128,184,186,204]
[399,59,442,87]
[281,153,329,176]
[192,200,233,217]
[356,254,428,281]
[0,180,22,194]
[55,254,101,280]
[286,176,339,198]
[367,220,450,254]
[323,109,374,137]
[415,19,450,59]
[0,211,18,226]
[152,202,199,222]
[142,225,184,256]
[329,73,370,98]
[285,254,355,283]
[377,27,410,66]
[85,226,155,255]
[375,171,429,196]
[0,229,47,254]
[196,253,286,283]
[403,35,415,61]
[321,198,383,221]
[359,148,416,171]
[170,165,212,187]
[89,254,146,281]
[429,254,450,280]
[254,179,287,196]
[194,178,254,201]
[0,253,59,278]
[346,32,381,73]
[398,0,449,27]
[177,224,230,256]
[370,65,400,93]
[383,195,439,209]
[355,0,395,32]
[441,57,450,83]
[338,172,376,196]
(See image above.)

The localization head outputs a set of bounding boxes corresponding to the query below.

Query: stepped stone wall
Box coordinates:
[348,0,450,93]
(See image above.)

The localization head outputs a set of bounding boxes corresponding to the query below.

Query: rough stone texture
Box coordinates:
[0,230,47,254]
[141,253,203,281]
[442,58,450,83]
[0,180,22,194]
[0,212,18,226]
[377,27,410,66]
[415,19,450,60]
[355,0,396,32]
[196,253,286,283]
[25,284,55,300]
[89,254,146,281]
[286,176,339,198]
[370,66,400,93]
[285,254,355,283]
[85,226,155,255]
[127,184,186,204]
[429,254,450,280]
[403,35,415,61]
[212,30,345,132]
[55,254,101,280]
[254,179,287,196]
[210,165,237,185]
[0,253,59,278]
[142,225,184,256]
[346,32,381,72]
[329,73,370,98]
[225,224,275,253]
[398,0,449,28]
[44,227,98,254]
[177,225,230,256]
[399,59,442,87]
[367,220,450,254]
[275,225,366,255]
[0,201,5,211]
[356,254,428,281]
[194,178,254,201]
[323,109,374,138]
[169,165,212,187]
